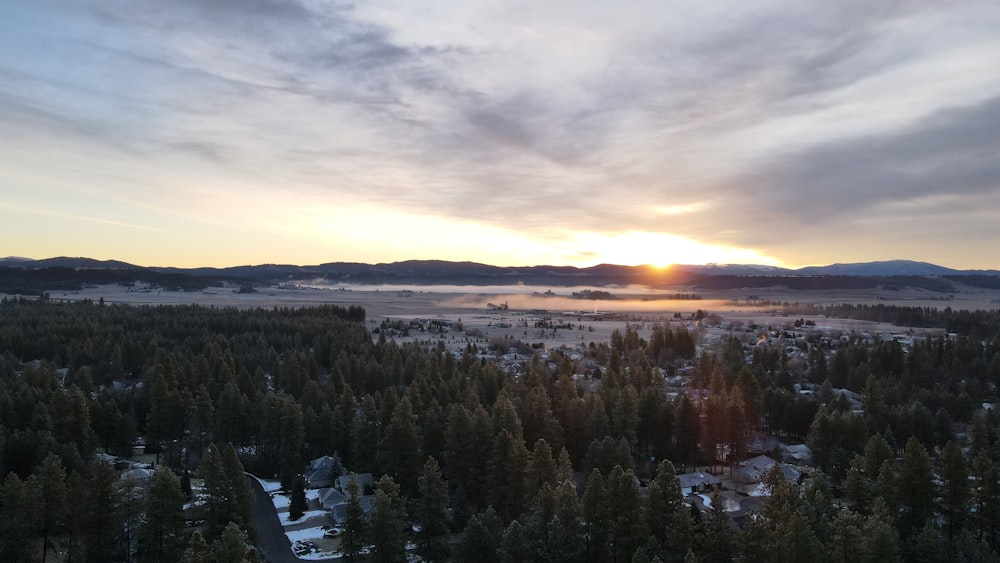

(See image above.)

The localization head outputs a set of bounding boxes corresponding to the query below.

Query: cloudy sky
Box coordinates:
[2,0,998,269]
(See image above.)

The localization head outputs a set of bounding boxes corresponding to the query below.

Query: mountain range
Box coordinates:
[1,257,999,295]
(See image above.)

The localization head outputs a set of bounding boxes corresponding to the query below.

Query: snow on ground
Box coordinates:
[273,494,290,509]
[698,493,713,508]
[286,527,327,542]
[300,550,343,560]
[254,476,283,493]
[280,509,328,526]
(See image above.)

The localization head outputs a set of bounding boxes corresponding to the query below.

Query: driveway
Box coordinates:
[250,476,301,563]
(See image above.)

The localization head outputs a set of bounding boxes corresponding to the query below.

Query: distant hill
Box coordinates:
[2,256,998,296]
[795,260,963,277]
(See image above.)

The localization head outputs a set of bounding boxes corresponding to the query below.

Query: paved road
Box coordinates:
[250,476,301,563]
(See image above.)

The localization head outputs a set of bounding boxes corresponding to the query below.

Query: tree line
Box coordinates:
[0,297,998,561]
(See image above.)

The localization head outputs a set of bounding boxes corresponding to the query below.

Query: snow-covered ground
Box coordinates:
[280,509,328,526]
[254,477,339,559]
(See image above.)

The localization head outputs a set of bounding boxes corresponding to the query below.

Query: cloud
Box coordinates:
[712,95,1000,233]
[2,0,999,268]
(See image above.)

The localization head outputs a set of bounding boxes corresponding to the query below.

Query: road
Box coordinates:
[250,476,301,563]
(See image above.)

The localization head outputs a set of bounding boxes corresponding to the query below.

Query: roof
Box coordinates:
[317,487,348,510]
[336,473,374,493]
[734,456,778,484]
[330,496,375,523]
[678,471,722,489]
[305,455,345,488]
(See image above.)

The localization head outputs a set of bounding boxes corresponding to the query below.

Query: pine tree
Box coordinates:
[180,531,212,563]
[83,459,123,562]
[696,489,736,563]
[645,460,691,561]
[582,469,608,563]
[0,472,32,562]
[201,443,236,541]
[498,520,532,563]
[826,509,864,563]
[222,442,255,536]
[341,474,368,561]
[490,430,530,521]
[210,522,260,563]
[861,500,900,563]
[898,436,934,537]
[139,467,187,563]
[457,508,504,562]
[29,452,67,563]
[939,440,969,540]
[289,475,307,521]
[418,456,452,560]
[380,396,423,496]
[370,476,407,563]
[602,465,647,562]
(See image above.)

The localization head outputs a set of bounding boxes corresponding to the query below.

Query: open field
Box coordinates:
[18,282,998,354]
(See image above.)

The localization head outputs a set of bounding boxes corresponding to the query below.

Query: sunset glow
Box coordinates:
[2,1,998,269]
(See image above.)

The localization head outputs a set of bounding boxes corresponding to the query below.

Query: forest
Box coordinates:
[1,296,999,562]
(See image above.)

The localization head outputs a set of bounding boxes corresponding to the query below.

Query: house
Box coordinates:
[734,455,800,485]
[746,432,779,456]
[780,443,812,465]
[316,487,347,511]
[330,495,375,525]
[678,471,722,495]
[734,455,777,484]
[336,473,374,495]
[305,455,345,489]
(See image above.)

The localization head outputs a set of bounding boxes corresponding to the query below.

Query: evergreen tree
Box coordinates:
[380,396,423,496]
[498,520,533,563]
[456,507,504,563]
[826,509,864,563]
[695,489,736,563]
[341,474,368,561]
[222,442,255,536]
[180,531,212,563]
[84,459,123,563]
[139,467,186,563]
[898,436,934,537]
[972,451,1000,550]
[939,440,969,540]
[861,500,900,563]
[209,522,260,563]
[418,456,452,560]
[0,472,32,562]
[29,452,67,563]
[490,429,530,522]
[200,443,236,541]
[645,460,691,561]
[370,476,407,563]
[289,475,307,521]
[602,465,646,562]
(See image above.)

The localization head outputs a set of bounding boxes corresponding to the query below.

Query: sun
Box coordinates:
[568,231,781,268]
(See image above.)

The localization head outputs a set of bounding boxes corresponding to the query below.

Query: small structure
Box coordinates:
[678,471,722,495]
[780,443,812,465]
[316,487,347,511]
[336,473,374,495]
[734,455,800,485]
[330,496,375,525]
[746,432,779,456]
[305,455,345,489]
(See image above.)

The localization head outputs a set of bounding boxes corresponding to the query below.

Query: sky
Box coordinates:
[1,0,999,269]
